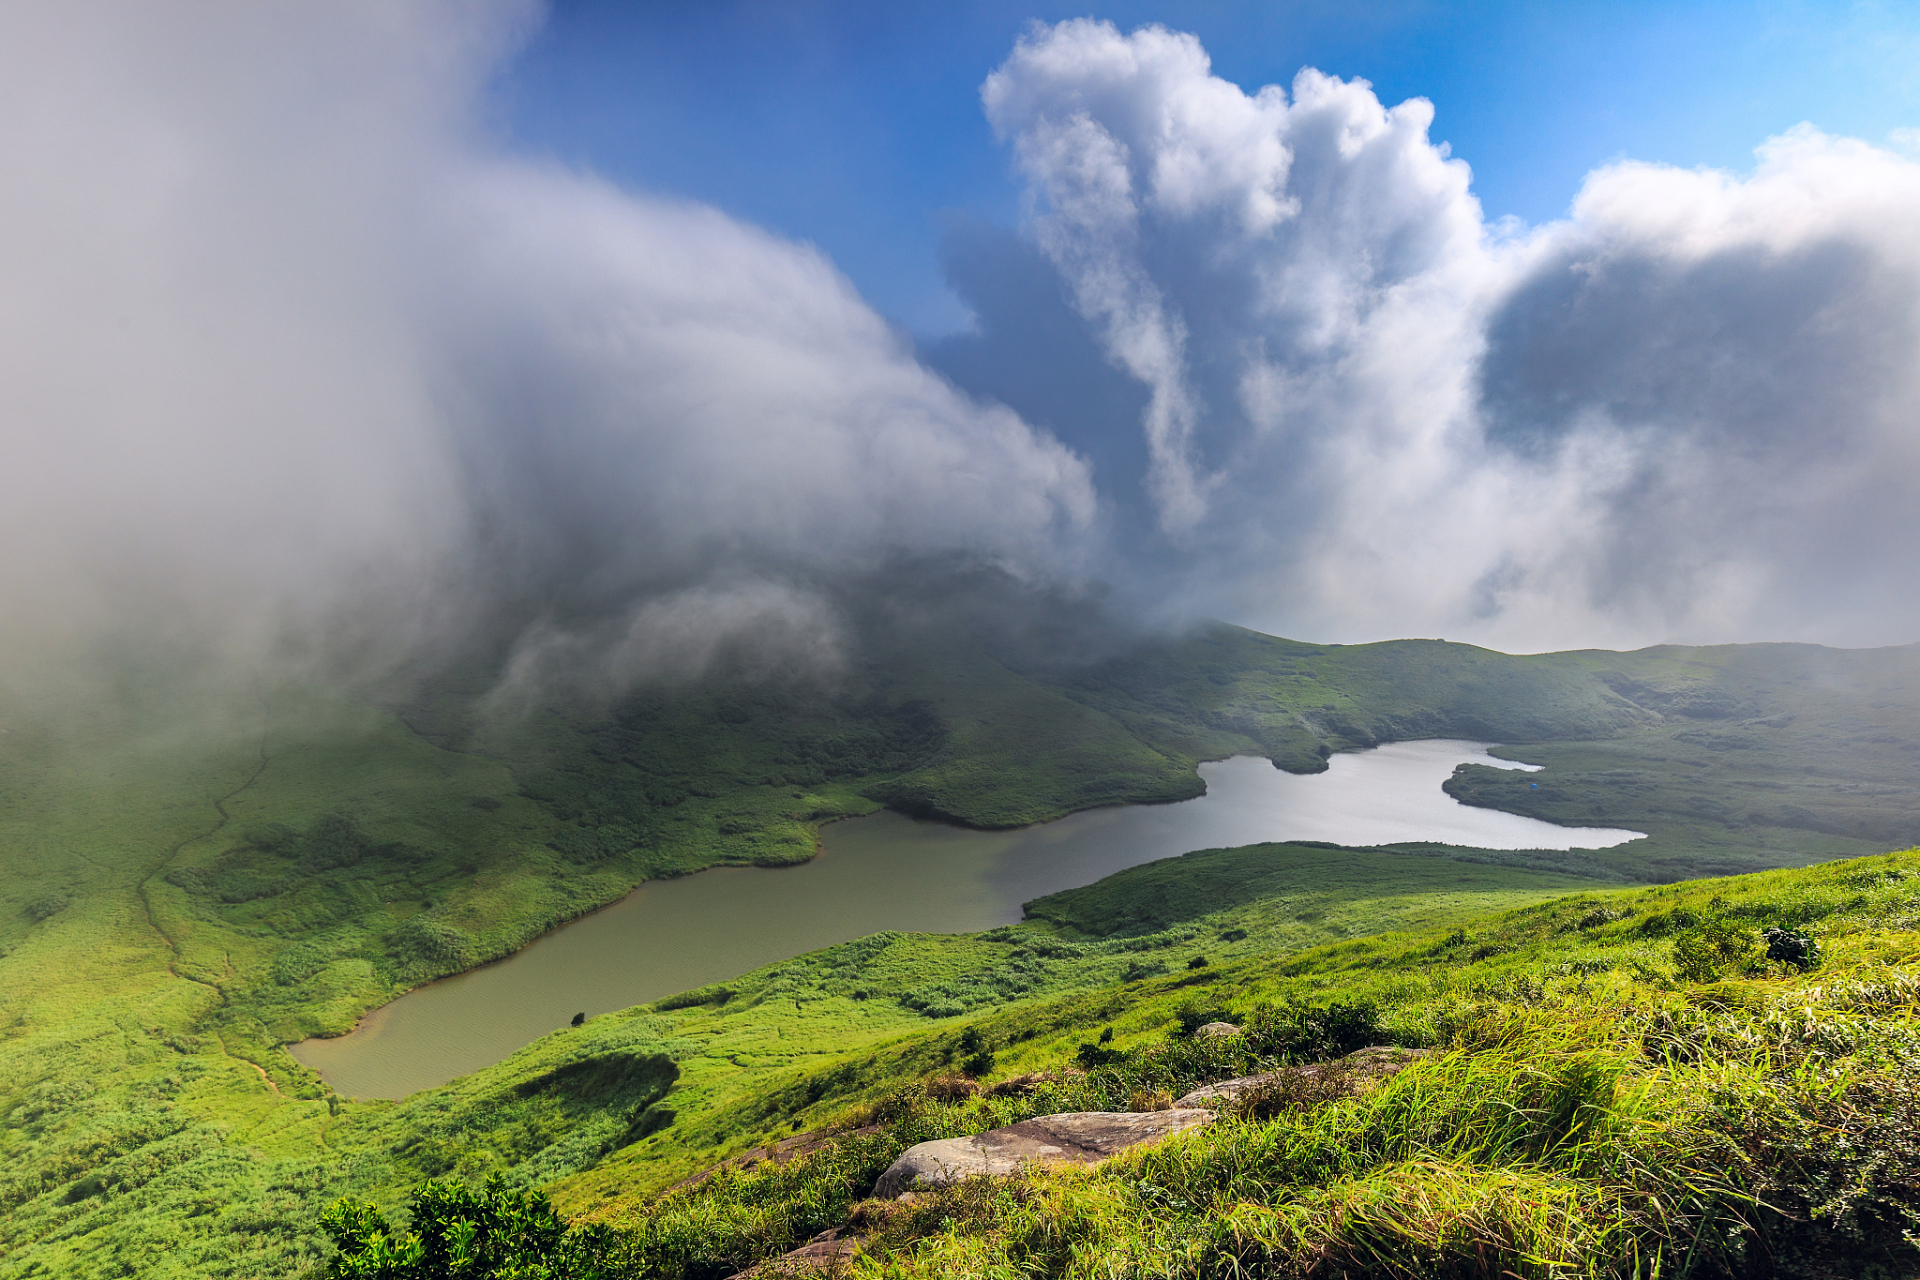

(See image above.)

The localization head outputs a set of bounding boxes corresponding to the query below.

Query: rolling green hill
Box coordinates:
[4,621,1920,1275]
[338,844,1920,1279]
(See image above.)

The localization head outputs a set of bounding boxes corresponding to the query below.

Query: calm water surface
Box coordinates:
[290,741,1642,1097]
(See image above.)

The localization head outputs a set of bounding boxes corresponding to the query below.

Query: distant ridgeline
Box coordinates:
[2,620,1919,1275]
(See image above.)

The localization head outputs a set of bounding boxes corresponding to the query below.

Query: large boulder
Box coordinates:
[872,1108,1214,1199]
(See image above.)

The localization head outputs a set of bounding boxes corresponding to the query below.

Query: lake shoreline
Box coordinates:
[289,742,1642,1098]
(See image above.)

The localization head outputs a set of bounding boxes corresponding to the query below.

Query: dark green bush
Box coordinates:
[245,822,298,850]
[298,813,369,874]
[1175,996,1236,1037]
[655,986,733,1011]
[1763,926,1820,969]
[1240,997,1384,1061]
[322,1174,623,1279]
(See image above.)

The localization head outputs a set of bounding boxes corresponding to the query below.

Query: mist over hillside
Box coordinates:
[8,8,1920,1277]
[0,3,1918,735]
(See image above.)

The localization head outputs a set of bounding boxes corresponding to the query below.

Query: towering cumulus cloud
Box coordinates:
[4,7,1917,712]
[962,19,1920,648]
[0,0,1093,707]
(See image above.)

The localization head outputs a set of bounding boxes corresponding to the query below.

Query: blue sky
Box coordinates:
[496,0,1920,335]
[10,0,1920,674]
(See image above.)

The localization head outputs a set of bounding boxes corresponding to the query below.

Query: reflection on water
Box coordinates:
[289,740,1641,1097]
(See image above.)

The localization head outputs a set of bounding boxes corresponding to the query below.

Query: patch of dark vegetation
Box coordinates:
[23,894,68,921]
[165,812,429,910]
[295,813,370,873]
[514,1052,677,1105]
[386,1051,679,1186]
[271,941,329,986]
[654,985,735,1011]
[323,1175,623,1279]
[389,913,478,973]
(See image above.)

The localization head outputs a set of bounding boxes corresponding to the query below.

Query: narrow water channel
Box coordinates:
[289,741,1642,1098]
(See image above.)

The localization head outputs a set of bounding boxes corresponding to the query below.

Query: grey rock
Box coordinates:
[1193,1021,1242,1040]
[1175,1073,1276,1109]
[1174,1045,1426,1109]
[724,1229,861,1279]
[872,1108,1214,1198]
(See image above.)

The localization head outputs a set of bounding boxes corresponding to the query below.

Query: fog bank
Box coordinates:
[3,6,1917,719]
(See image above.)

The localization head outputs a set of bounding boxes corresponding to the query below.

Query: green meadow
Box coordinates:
[346,845,1920,1278]
[3,624,1920,1275]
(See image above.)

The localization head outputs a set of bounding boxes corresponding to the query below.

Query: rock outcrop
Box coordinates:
[1174,1045,1425,1110]
[872,1108,1214,1199]
[729,1049,1429,1274]
[726,1227,863,1278]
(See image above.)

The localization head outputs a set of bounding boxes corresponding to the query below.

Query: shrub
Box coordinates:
[272,942,329,986]
[1241,997,1384,1061]
[1763,926,1820,969]
[245,822,298,850]
[392,915,477,970]
[1175,996,1236,1037]
[321,1175,622,1279]
[298,813,369,874]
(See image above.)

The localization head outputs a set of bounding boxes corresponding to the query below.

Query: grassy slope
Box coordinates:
[548,843,1595,1216]
[0,832,1585,1277]
[567,847,1920,1278]
[1042,628,1920,880]
[1443,642,1920,881]
[6,626,1920,1274]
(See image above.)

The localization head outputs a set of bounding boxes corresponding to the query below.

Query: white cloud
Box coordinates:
[966,19,1920,649]
[0,1,1095,705]
[6,3,1915,706]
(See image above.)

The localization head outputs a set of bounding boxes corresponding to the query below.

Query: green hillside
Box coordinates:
[4,623,1920,1275]
[336,845,1920,1279]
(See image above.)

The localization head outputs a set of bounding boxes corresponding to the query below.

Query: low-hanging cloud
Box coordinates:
[0,0,1095,711]
[948,19,1920,650]
[4,7,1917,720]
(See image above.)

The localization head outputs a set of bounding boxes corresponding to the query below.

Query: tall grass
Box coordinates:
[587,959,1920,1279]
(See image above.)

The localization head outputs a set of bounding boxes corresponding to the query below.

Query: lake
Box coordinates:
[288,740,1642,1097]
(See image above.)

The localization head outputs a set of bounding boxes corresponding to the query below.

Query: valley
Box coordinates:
[288,741,1636,1100]
[3,624,1919,1276]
